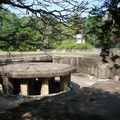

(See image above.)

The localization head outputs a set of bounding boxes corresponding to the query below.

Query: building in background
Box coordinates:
[74,33,87,44]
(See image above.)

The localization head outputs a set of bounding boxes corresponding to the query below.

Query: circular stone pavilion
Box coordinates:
[0,62,76,96]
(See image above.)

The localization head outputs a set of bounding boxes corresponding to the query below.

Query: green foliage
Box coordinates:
[83,16,104,47]
[88,0,120,48]
[84,16,104,34]
[0,9,93,51]
[57,41,93,49]
[0,0,119,52]
[0,12,63,51]
[69,12,84,34]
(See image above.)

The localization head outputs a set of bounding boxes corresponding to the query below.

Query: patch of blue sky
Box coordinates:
[3,0,103,17]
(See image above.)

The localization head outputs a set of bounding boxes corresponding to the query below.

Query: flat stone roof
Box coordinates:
[0,62,76,78]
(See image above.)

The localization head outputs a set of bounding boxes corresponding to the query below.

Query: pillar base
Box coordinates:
[41,79,49,95]
[20,84,28,96]
[60,74,70,91]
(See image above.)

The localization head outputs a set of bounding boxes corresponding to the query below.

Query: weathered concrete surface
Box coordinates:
[0,63,76,96]
[20,84,28,96]
[54,55,120,79]
[41,79,49,95]
[0,55,52,63]
[53,55,99,76]
[60,75,70,91]
[0,62,76,78]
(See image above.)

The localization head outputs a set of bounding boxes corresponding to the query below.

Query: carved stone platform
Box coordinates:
[0,62,76,95]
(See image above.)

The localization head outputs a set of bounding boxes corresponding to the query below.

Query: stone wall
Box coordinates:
[0,55,52,63]
[53,55,120,79]
[0,54,119,80]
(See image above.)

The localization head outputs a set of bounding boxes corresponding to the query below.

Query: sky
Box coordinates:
[4,0,103,17]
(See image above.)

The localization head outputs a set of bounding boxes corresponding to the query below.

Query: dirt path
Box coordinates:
[0,73,111,112]
[71,73,110,89]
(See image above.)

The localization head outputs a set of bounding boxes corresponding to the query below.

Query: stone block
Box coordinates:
[20,84,28,96]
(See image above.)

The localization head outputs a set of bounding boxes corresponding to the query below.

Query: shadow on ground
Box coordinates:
[0,87,120,120]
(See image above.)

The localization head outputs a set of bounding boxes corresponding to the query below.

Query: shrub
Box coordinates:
[57,41,93,49]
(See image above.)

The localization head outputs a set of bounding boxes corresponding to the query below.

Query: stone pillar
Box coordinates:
[20,84,28,96]
[2,77,13,95]
[60,74,70,91]
[41,79,49,95]
[0,84,3,91]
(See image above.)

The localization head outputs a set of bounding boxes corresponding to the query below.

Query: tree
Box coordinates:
[0,0,88,50]
[0,12,38,51]
[84,16,104,47]
[89,0,120,68]
[89,0,120,47]
[69,12,84,34]
[0,11,64,51]
[0,4,4,27]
